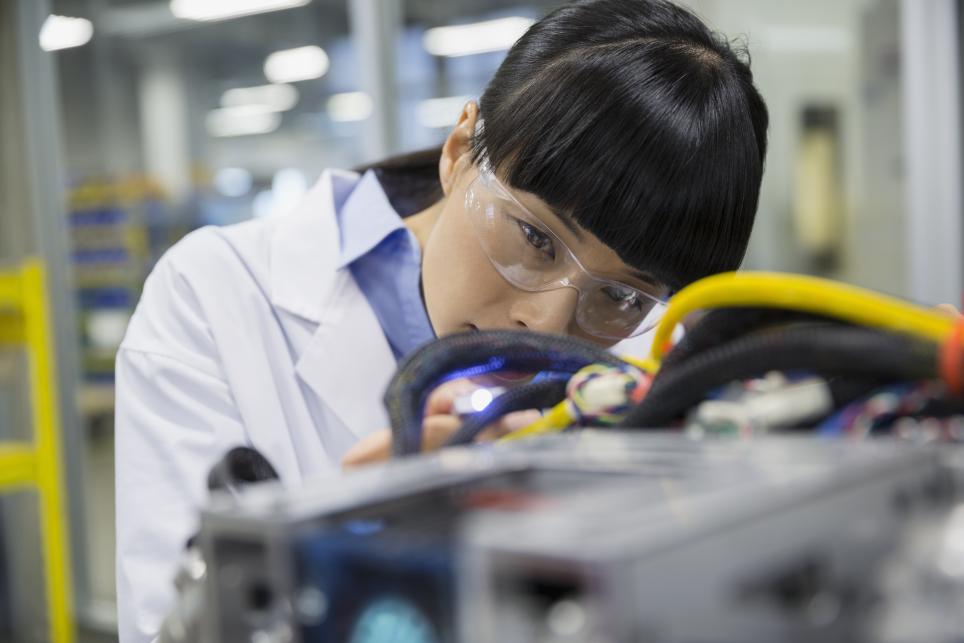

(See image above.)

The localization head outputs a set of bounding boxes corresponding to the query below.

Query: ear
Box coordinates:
[438,100,479,196]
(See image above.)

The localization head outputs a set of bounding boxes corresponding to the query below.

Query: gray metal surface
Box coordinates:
[900,0,964,305]
[195,433,951,643]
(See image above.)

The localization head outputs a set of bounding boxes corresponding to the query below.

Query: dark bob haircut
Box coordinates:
[366,0,769,292]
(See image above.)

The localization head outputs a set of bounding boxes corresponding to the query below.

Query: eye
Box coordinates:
[601,285,644,311]
[516,219,555,260]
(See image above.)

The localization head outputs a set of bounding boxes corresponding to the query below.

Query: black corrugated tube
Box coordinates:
[386,329,625,456]
[619,325,938,429]
[660,308,843,372]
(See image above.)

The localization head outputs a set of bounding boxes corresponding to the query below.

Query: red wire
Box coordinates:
[940,317,964,396]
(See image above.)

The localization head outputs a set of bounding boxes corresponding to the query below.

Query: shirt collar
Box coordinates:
[336,170,407,269]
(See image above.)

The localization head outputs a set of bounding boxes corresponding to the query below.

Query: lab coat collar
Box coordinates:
[335,170,407,270]
[269,169,359,324]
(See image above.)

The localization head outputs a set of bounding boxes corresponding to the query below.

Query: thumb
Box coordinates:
[341,415,464,470]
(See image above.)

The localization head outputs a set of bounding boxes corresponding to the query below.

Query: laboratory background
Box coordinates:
[1,0,963,641]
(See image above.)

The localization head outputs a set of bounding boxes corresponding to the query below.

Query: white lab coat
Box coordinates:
[114,169,398,643]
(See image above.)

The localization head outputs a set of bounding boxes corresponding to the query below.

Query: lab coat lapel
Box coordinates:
[270,170,397,440]
[295,273,396,439]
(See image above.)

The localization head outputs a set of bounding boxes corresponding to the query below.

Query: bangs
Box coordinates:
[471,38,766,291]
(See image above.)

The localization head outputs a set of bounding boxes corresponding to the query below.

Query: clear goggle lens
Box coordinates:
[465,169,667,340]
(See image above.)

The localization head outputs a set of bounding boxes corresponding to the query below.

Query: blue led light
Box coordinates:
[342,519,386,536]
[349,597,439,643]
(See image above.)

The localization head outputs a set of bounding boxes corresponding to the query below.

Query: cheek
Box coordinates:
[421,206,508,334]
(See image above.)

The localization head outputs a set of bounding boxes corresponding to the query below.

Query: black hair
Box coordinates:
[356,147,444,217]
[365,0,768,291]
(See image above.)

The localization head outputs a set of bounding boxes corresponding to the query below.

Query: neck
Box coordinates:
[403,199,444,252]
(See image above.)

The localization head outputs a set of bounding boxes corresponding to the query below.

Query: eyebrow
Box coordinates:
[628,269,661,289]
[492,169,585,241]
[549,208,585,241]
[547,208,661,289]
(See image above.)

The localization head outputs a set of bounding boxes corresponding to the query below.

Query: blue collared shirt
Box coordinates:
[336,170,436,360]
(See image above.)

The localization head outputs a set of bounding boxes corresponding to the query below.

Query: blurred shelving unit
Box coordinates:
[67,176,175,419]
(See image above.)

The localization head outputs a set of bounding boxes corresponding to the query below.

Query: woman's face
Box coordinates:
[419,104,666,348]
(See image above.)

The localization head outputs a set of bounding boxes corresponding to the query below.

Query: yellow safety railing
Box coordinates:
[0,258,75,643]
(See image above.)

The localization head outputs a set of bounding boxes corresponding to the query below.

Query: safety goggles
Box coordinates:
[464,163,668,340]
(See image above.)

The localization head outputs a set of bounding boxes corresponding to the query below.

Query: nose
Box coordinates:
[507,287,580,334]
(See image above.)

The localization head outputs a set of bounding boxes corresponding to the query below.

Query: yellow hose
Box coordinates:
[619,354,660,375]
[500,401,574,441]
[648,272,955,365]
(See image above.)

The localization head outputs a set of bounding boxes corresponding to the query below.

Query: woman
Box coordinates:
[114,0,768,640]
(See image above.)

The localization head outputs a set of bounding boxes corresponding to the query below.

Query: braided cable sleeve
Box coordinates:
[385,329,624,456]
[619,325,938,429]
[661,308,845,372]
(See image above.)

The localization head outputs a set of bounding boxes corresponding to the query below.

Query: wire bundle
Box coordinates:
[566,363,650,426]
[385,330,626,456]
[614,272,961,432]
[384,272,964,456]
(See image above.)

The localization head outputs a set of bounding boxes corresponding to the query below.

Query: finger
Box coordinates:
[341,429,393,469]
[342,407,545,469]
[342,414,465,469]
[424,379,479,416]
[420,414,462,451]
[476,409,543,442]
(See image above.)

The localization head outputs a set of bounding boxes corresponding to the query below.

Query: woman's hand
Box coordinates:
[341,378,540,469]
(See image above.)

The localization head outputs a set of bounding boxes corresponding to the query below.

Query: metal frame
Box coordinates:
[348,0,402,160]
[0,260,75,643]
[901,0,964,305]
[12,0,93,632]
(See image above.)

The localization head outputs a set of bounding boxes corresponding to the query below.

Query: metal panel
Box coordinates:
[348,0,402,160]
[901,0,964,305]
[10,0,93,629]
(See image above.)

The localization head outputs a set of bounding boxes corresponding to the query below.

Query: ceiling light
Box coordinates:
[39,15,93,52]
[417,95,472,129]
[170,0,309,23]
[206,106,282,137]
[423,17,534,57]
[327,92,373,122]
[221,84,299,112]
[264,45,329,84]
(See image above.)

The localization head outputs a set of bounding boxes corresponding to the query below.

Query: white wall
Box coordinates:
[681,0,911,297]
